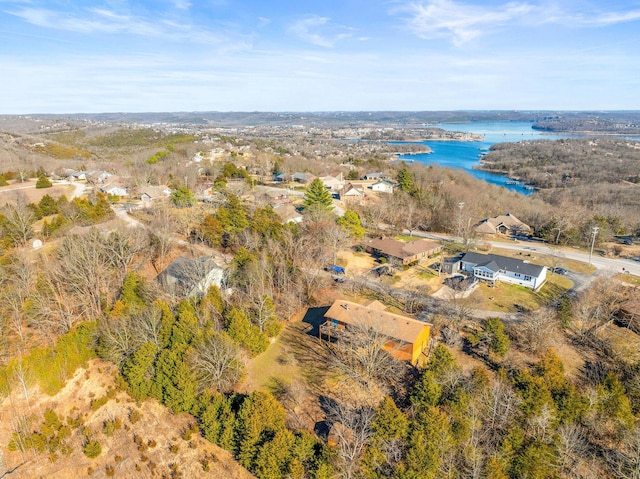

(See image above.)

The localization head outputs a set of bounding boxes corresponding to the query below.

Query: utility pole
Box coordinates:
[588,226,599,265]
[457,202,465,241]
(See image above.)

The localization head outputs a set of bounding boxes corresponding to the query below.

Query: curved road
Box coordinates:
[402,229,640,277]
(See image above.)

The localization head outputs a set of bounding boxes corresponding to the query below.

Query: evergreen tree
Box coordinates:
[235,391,287,470]
[171,186,196,207]
[469,317,510,358]
[597,372,635,431]
[337,210,365,238]
[122,342,158,401]
[253,429,296,479]
[361,397,409,479]
[199,393,236,450]
[0,174,8,186]
[36,175,52,188]
[226,308,269,356]
[303,178,333,212]
[401,406,455,479]
[397,166,415,193]
[38,194,59,216]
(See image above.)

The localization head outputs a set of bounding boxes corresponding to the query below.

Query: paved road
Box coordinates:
[402,229,640,277]
[488,240,640,277]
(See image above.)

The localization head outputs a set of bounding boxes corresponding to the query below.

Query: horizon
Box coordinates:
[2,0,639,114]
[5,109,640,118]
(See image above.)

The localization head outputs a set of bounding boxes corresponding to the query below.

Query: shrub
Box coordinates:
[129,409,143,424]
[83,440,102,459]
[103,418,122,436]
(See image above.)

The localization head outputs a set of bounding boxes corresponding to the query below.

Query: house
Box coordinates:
[320,299,432,365]
[458,252,546,290]
[362,172,390,181]
[320,175,345,191]
[364,237,442,265]
[337,183,364,202]
[273,173,288,183]
[139,185,172,205]
[369,179,395,194]
[100,181,128,197]
[62,169,87,181]
[291,172,317,185]
[253,186,290,206]
[273,204,304,224]
[84,170,112,183]
[157,256,225,297]
[473,213,531,236]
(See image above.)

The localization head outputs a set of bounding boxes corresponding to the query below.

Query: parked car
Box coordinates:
[324,264,345,274]
[552,267,567,275]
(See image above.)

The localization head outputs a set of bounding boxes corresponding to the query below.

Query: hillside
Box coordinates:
[0,359,255,479]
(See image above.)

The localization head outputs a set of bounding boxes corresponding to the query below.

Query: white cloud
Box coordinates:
[571,8,640,27]
[172,0,191,10]
[5,5,245,46]
[399,0,534,46]
[288,15,352,48]
[398,0,640,46]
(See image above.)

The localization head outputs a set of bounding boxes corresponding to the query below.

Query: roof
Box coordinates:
[292,172,316,181]
[363,172,387,179]
[324,300,431,345]
[474,213,531,234]
[366,237,441,260]
[341,183,363,196]
[372,179,395,186]
[161,256,221,282]
[139,185,171,198]
[273,204,303,223]
[461,252,545,277]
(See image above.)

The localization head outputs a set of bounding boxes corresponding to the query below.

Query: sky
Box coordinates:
[1,0,639,113]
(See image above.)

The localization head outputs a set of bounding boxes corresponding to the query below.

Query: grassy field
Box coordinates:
[468,274,573,313]
[240,325,301,393]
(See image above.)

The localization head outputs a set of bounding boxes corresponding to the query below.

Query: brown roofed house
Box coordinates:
[320,299,432,365]
[473,213,531,236]
[364,237,442,265]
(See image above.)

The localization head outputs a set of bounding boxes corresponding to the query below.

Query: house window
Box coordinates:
[524,275,531,281]
[515,273,521,277]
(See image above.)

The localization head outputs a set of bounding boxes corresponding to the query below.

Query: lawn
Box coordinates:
[240,323,301,393]
[468,274,573,313]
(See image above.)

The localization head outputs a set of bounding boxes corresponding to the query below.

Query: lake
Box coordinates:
[395,122,569,195]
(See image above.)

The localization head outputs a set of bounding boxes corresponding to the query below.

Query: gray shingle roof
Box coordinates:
[461,252,545,277]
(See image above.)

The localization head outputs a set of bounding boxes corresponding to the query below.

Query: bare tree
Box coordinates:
[325,321,406,394]
[324,398,375,479]
[573,276,626,340]
[556,423,588,476]
[103,226,150,282]
[609,425,640,479]
[510,308,559,353]
[148,205,176,272]
[1,194,35,246]
[189,333,244,393]
[478,378,521,451]
[97,317,139,367]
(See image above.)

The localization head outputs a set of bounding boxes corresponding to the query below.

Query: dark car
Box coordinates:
[552,267,567,275]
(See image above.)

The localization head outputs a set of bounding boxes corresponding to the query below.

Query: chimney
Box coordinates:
[342,303,349,310]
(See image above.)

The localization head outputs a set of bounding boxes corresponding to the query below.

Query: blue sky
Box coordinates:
[1,0,639,113]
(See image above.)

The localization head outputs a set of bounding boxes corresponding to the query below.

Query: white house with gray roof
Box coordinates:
[458,252,546,290]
